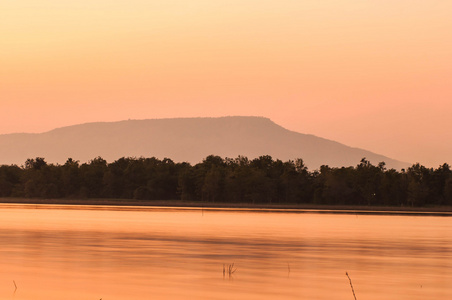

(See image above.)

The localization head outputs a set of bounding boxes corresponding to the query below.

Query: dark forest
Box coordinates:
[1,156,451,207]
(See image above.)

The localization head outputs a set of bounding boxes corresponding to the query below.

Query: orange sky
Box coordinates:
[1,1,451,167]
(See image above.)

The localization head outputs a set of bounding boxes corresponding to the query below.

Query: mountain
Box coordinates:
[0,116,409,169]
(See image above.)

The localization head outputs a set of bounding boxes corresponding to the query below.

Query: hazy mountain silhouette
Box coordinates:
[0,116,409,169]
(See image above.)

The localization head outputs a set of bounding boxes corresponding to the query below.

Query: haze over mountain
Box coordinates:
[0,117,409,170]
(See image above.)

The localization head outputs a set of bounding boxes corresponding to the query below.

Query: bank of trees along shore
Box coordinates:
[1,155,452,207]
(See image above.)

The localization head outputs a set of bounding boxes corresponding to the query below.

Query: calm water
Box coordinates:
[0,204,451,300]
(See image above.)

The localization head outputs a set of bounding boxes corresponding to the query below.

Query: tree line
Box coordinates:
[0,155,451,207]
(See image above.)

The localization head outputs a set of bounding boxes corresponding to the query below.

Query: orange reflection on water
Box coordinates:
[0,204,451,299]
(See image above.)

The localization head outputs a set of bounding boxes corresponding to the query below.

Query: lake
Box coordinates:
[0,204,451,299]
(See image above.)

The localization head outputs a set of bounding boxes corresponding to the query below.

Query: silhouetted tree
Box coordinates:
[0,155,451,208]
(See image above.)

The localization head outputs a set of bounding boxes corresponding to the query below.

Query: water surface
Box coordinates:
[0,204,451,299]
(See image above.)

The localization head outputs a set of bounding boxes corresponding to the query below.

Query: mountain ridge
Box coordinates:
[0,116,410,169]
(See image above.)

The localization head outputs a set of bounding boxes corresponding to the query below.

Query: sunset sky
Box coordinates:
[2,1,451,167]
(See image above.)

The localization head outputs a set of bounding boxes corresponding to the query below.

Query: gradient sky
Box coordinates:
[2,0,451,167]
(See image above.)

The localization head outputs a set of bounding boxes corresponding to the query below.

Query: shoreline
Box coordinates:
[1,197,451,214]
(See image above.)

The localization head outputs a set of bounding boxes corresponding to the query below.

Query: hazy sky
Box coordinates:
[2,1,451,167]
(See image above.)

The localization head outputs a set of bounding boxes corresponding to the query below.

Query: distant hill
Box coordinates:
[0,116,410,169]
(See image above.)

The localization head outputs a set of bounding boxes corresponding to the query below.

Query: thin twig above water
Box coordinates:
[345,272,357,300]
